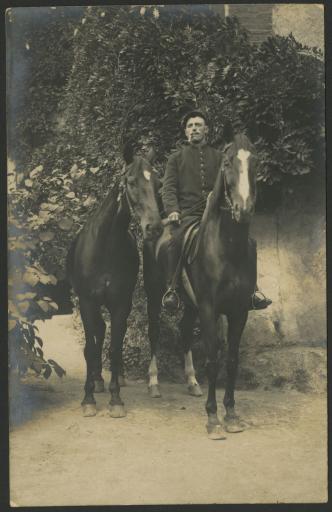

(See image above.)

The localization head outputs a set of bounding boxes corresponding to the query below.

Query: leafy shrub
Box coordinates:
[8,171,65,378]
[6,6,83,170]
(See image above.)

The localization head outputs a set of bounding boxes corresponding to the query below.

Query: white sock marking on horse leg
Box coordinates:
[148,355,159,387]
[237,149,251,208]
[184,350,198,386]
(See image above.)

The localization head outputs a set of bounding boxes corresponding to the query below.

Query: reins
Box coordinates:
[117,164,136,218]
[220,172,234,219]
[219,144,235,220]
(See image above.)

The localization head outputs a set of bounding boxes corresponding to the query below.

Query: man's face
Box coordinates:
[185,116,208,144]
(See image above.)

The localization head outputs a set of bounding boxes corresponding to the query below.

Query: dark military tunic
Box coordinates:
[161,142,223,249]
[162,142,222,217]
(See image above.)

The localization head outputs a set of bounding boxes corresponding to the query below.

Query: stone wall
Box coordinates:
[209,3,274,44]
[209,4,324,48]
[237,172,326,391]
[228,4,273,44]
[272,4,324,50]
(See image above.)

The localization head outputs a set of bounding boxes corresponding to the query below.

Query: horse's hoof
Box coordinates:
[188,383,203,397]
[109,404,126,418]
[224,416,246,433]
[94,380,105,393]
[149,384,161,398]
[118,375,127,387]
[206,423,227,440]
[82,403,97,417]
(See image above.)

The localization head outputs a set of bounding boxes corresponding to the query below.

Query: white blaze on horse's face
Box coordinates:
[236,149,251,209]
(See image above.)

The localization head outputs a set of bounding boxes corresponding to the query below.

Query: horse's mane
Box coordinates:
[85,178,121,233]
[95,179,120,218]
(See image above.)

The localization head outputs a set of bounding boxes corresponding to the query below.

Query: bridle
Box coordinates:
[220,143,235,220]
[117,164,136,217]
[116,158,159,219]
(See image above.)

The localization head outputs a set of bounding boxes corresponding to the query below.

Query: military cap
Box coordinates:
[181,110,209,129]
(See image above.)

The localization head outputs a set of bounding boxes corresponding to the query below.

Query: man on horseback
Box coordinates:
[161,110,272,311]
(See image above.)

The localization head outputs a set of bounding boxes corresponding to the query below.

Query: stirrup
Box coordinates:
[251,289,272,310]
[162,288,181,310]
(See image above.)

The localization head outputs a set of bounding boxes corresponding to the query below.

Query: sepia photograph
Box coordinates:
[7,2,327,506]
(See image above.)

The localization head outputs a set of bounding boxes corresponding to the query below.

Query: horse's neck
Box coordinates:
[217,214,249,257]
[204,177,250,259]
[91,194,130,249]
[107,204,130,245]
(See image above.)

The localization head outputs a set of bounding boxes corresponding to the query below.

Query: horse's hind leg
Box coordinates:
[146,294,163,398]
[107,298,132,418]
[94,311,106,393]
[79,297,98,416]
[144,242,163,398]
[180,305,202,397]
[118,361,126,387]
[223,311,248,433]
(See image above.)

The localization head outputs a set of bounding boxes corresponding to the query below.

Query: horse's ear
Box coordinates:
[146,147,156,164]
[223,121,234,144]
[123,141,134,165]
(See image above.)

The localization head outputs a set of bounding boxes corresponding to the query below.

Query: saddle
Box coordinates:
[156,193,213,308]
[183,220,200,263]
[154,219,201,267]
[180,193,213,306]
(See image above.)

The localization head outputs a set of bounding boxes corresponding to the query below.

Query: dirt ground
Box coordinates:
[9,315,327,506]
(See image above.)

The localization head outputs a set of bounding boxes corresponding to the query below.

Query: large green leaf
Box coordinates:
[22,271,39,287]
[16,292,37,301]
[37,300,50,313]
[58,218,74,231]
[39,231,55,242]
[17,301,30,314]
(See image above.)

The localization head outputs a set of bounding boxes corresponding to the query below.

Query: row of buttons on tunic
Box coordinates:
[199,148,208,200]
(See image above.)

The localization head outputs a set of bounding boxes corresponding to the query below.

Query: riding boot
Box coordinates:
[247,238,272,310]
[162,229,182,311]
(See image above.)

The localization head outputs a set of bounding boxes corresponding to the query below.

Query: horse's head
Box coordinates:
[221,133,258,224]
[122,145,163,241]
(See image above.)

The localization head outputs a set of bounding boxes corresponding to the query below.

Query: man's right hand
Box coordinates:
[168,211,181,224]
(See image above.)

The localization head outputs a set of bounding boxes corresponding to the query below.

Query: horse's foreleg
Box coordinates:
[147,295,162,398]
[79,297,98,417]
[223,311,248,433]
[199,304,226,440]
[108,301,132,418]
[180,305,202,396]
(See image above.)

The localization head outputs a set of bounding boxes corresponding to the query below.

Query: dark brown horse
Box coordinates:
[67,147,163,417]
[143,133,258,438]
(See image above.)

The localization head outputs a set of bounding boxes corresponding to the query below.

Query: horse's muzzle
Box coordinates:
[234,205,254,224]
